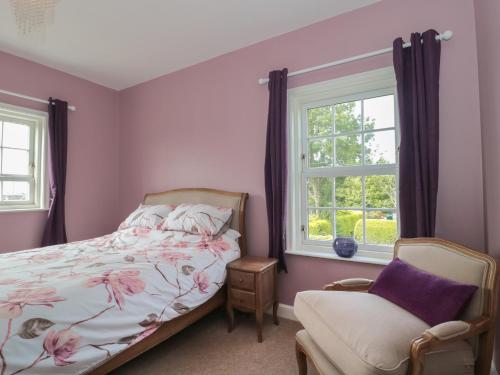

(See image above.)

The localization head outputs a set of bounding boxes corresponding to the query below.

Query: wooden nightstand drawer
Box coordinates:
[230,288,255,309]
[230,269,255,291]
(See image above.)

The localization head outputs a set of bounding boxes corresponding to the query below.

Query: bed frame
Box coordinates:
[87,188,249,375]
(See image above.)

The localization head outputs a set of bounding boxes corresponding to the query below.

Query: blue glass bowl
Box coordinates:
[333,237,358,258]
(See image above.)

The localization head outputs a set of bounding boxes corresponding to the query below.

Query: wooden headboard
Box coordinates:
[143,188,249,256]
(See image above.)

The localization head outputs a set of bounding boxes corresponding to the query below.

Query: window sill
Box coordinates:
[285,249,391,266]
[0,208,48,214]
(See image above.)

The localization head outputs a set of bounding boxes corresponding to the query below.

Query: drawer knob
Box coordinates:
[239,278,243,283]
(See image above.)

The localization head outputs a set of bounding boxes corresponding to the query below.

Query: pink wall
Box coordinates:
[475,0,500,258]
[119,0,484,304]
[0,0,484,306]
[474,0,500,368]
[0,51,120,252]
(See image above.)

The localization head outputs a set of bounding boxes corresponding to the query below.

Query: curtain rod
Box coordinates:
[0,88,76,111]
[258,30,453,85]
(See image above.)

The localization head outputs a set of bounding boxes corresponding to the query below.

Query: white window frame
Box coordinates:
[0,102,48,212]
[287,67,399,265]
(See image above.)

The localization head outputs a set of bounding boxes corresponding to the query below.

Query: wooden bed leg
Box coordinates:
[296,341,307,375]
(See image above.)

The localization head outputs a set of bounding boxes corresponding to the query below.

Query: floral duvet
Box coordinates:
[0,227,241,375]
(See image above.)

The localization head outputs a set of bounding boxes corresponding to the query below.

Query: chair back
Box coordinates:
[394,238,498,362]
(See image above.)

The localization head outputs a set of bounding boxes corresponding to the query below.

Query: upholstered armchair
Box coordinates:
[294,238,499,375]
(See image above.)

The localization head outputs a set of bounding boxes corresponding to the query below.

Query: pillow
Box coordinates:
[119,204,176,230]
[369,258,478,326]
[161,203,232,236]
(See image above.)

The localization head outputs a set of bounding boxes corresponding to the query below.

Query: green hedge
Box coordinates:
[354,219,397,245]
[308,216,332,240]
[309,213,397,245]
[336,211,362,238]
[309,211,362,240]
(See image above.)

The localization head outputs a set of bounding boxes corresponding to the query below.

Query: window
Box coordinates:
[288,68,398,263]
[0,103,47,211]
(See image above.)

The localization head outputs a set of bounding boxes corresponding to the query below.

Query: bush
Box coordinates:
[336,211,362,237]
[309,211,362,240]
[308,216,332,240]
[309,213,397,245]
[354,219,397,245]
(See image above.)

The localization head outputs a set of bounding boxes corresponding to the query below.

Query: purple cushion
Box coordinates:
[369,258,478,326]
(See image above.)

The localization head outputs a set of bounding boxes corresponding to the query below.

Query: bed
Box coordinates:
[0,188,248,375]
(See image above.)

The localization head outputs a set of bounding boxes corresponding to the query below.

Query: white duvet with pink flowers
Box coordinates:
[0,227,241,375]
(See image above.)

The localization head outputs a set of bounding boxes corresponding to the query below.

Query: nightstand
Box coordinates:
[226,256,279,342]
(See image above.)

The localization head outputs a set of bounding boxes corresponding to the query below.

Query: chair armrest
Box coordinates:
[425,321,471,340]
[409,316,492,375]
[323,278,374,292]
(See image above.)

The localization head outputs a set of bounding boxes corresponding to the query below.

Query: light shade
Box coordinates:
[9,0,59,35]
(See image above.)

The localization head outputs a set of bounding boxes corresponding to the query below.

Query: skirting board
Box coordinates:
[265,303,297,322]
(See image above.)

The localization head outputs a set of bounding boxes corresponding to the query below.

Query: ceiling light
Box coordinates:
[9,0,60,36]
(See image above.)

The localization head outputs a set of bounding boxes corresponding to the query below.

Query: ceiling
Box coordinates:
[0,0,379,90]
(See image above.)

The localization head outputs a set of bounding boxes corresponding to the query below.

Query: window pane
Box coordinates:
[335,176,362,208]
[308,210,333,241]
[335,101,361,133]
[366,211,398,245]
[2,148,30,175]
[308,106,333,137]
[307,177,332,207]
[309,139,333,168]
[1,181,30,202]
[3,122,30,149]
[335,135,362,166]
[363,95,395,130]
[364,130,396,165]
[365,175,397,208]
[335,210,363,241]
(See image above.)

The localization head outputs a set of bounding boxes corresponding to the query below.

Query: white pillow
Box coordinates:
[119,204,176,230]
[161,203,232,236]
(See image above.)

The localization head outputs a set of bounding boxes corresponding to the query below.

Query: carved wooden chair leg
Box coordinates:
[296,341,308,375]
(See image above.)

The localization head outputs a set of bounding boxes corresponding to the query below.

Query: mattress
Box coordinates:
[0,227,241,375]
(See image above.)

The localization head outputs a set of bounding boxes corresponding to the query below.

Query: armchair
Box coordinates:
[294,238,498,375]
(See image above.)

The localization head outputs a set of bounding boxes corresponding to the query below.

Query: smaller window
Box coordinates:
[0,103,47,211]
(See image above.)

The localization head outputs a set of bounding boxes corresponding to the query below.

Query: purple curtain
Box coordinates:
[265,68,288,272]
[393,30,441,238]
[41,98,68,246]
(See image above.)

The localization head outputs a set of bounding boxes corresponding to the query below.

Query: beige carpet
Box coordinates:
[111,309,306,375]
